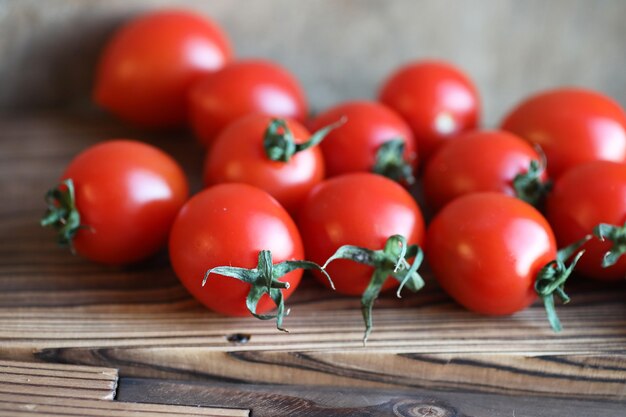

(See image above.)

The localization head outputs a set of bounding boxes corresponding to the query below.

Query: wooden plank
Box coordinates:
[0,393,248,417]
[1,113,626,401]
[116,377,626,417]
[0,360,118,400]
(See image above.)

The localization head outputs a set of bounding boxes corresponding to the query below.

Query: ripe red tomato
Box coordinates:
[41,140,188,265]
[169,184,304,318]
[189,59,308,146]
[378,60,480,162]
[308,100,417,183]
[423,130,548,211]
[427,193,559,316]
[546,161,626,281]
[501,88,626,179]
[203,114,324,214]
[298,173,425,296]
[94,9,232,128]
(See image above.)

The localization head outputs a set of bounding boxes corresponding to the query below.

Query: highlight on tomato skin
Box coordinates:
[202,114,325,215]
[546,160,626,281]
[188,59,308,147]
[378,60,480,163]
[308,100,417,184]
[41,140,189,265]
[501,88,626,180]
[93,9,232,128]
[422,129,549,211]
[168,183,304,318]
[426,192,557,316]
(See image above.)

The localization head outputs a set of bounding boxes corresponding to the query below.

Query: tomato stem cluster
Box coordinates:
[322,235,424,343]
[372,139,415,185]
[593,222,626,267]
[513,158,552,207]
[203,250,334,332]
[40,179,83,252]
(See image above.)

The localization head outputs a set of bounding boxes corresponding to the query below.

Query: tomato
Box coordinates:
[546,161,626,281]
[94,9,232,128]
[189,59,308,146]
[41,140,188,265]
[169,184,305,319]
[378,60,480,162]
[307,100,417,184]
[426,193,567,319]
[298,173,425,296]
[501,88,626,179]
[423,130,548,211]
[203,114,325,214]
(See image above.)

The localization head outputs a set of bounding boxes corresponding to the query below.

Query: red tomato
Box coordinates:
[426,193,556,315]
[501,88,626,179]
[378,60,480,162]
[298,173,425,295]
[546,161,626,281]
[423,130,548,211]
[203,114,324,214]
[169,184,304,317]
[308,100,417,183]
[94,9,232,127]
[41,140,188,264]
[189,59,308,146]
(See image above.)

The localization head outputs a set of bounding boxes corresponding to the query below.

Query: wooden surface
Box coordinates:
[1,112,626,414]
[0,360,248,416]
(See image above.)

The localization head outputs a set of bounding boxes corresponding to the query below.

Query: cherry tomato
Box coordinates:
[378,60,480,162]
[308,100,417,183]
[189,59,308,146]
[169,184,303,317]
[501,88,626,179]
[203,114,325,214]
[426,193,556,315]
[94,9,232,128]
[423,130,548,211]
[41,140,188,265]
[298,173,425,295]
[546,161,626,281]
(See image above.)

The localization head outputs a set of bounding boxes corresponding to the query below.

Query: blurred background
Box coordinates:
[0,0,624,125]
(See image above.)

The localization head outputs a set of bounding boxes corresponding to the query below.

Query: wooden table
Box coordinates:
[1,111,625,416]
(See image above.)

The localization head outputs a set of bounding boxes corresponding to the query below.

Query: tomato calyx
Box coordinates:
[534,235,591,332]
[202,250,334,331]
[264,117,345,162]
[322,235,425,343]
[40,179,84,252]
[593,222,626,267]
[513,157,552,207]
[372,139,415,185]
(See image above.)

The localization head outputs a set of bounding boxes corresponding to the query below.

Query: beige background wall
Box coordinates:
[1,0,625,125]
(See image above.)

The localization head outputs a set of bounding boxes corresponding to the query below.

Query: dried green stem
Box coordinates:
[40,179,83,252]
[593,222,626,267]
[372,139,415,185]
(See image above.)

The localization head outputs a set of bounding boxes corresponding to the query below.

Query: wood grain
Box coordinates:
[1,113,625,402]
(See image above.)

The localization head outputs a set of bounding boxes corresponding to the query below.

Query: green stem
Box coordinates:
[264,117,346,162]
[322,235,425,344]
[203,250,333,331]
[512,157,552,207]
[372,139,415,185]
[593,222,626,267]
[40,179,83,252]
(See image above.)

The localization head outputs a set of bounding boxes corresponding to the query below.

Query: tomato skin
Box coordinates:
[426,193,556,315]
[189,59,308,146]
[423,130,544,211]
[501,88,626,179]
[378,60,480,162]
[307,100,417,177]
[546,161,626,281]
[298,173,425,295]
[203,114,323,214]
[62,140,188,264]
[169,184,303,316]
[94,9,232,127]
